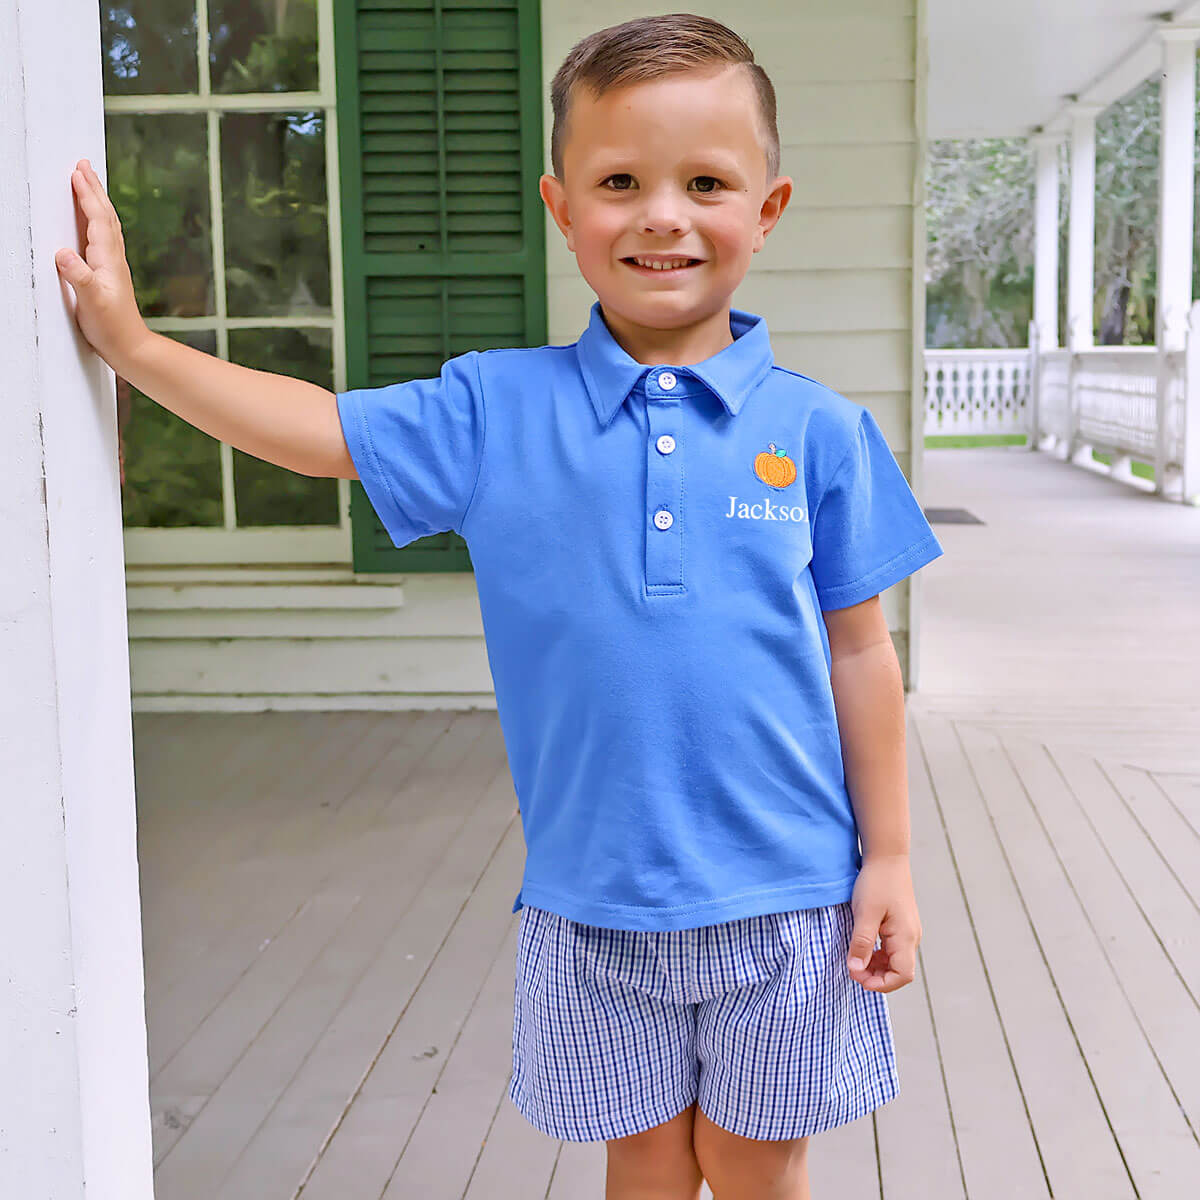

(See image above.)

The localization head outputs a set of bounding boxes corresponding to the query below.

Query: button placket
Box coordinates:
[644,370,684,592]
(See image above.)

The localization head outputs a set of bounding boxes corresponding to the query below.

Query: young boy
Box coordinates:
[56,12,941,1199]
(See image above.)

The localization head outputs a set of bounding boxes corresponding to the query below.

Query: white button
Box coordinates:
[653,509,674,530]
[657,371,677,390]
[656,434,676,454]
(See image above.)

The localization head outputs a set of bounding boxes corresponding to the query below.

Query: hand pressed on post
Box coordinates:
[54,157,152,375]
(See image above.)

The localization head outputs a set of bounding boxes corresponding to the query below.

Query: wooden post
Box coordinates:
[1066,105,1101,355]
[1184,300,1200,505]
[0,0,154,1196]
[1030,132,1062,454]
[1027,319,1041,450]
[1031,133,1062,348]
[1066,103,1103,464]
[1155,26,1200,498]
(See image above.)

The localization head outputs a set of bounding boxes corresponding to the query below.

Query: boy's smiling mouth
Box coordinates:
[621,254,705,274]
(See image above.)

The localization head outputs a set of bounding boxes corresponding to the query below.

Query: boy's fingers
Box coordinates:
[73,168,109,226]
[75,160,122,232]
[69,181,121,270]
[847,924,879,972]
[55,248,95,288]
[87,160,121,223]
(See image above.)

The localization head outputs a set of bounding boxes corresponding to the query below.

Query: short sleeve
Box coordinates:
[809,406,944,611]
[335,350,485,547]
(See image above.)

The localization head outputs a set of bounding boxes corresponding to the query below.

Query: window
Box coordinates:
[101,0,348,561]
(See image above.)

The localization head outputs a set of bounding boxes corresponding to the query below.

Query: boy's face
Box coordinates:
[540,63,792,337]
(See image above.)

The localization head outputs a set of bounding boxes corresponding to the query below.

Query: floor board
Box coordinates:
[136,448,1200,1197]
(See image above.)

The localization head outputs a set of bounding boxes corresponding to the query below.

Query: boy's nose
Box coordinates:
[638,187,689,235]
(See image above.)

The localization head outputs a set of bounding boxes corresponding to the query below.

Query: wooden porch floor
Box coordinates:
[132,447,1200,1199]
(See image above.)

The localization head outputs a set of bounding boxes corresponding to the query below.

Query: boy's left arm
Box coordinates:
[824,594,921,994]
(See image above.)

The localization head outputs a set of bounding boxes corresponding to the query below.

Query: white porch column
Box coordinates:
[1155,27,1200,501]
[0,1,154,1197]
[1155,29,1199,354]
[1032,134,1063,350]
[1066,105,1102,353]
[1030,133,1064,452]
[1065,103,1104,463]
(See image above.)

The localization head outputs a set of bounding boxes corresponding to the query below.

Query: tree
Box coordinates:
[926,67,1187,349]
[926,138,1036,347]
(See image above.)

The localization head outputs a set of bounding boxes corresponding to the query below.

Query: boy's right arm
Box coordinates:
[54,158,356,481]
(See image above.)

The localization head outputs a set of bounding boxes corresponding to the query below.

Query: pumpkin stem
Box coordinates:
[767,442,776,453]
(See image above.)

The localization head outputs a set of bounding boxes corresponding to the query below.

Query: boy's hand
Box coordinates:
[54,158,151,373]
[846,852,921,993]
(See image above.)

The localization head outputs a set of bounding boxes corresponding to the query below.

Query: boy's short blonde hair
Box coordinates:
[549,13,781,182]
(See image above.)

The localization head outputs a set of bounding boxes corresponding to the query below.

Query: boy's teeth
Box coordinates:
[633,257,693,270]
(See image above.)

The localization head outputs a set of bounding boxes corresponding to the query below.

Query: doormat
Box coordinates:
[923,507,984,524]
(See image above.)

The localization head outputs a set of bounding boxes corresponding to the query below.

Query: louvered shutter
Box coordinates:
[334,0,547,572]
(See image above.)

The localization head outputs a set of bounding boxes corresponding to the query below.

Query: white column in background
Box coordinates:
[1158,27,1200,502]
[1028,132,1064,452]
[1156,28,1200,354]
[1066,104,1103,352]
[1032,133,1063,349]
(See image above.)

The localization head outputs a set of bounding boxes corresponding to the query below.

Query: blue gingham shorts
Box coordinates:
[507,900,899,1142]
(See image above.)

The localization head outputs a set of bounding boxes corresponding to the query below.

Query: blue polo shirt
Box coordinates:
[336,301,943,931]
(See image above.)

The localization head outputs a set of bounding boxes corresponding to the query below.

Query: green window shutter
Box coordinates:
[334,0,547,573]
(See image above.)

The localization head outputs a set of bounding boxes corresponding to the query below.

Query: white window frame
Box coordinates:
[107,0,350,566]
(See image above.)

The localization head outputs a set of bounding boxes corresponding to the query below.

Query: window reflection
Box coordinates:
[120,331,224,527]
[100,0,199,95]
[208,0,319,94]
[102,1,336,534]
[221,111,330,317]
[105,113,214,318]
[229,327,338,525]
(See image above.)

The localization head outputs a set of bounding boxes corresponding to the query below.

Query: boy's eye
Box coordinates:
[599,174,724,193]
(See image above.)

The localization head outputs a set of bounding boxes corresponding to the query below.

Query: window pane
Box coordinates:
[120,330,224,527]
[208,0,318,94]
[105,113,214,318]
[221,111,330,318]
[229,327,339,526]
[100,0,199,95]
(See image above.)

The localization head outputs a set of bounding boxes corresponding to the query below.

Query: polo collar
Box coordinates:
[575,301,775,427]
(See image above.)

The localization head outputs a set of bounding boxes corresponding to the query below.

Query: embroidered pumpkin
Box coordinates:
[754,442,797,489]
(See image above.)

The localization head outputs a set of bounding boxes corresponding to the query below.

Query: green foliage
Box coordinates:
[228,328,337,526]
[101,1,333,529]
[1094,76,1159,344]
[106,114,213,318]
[927,66,1197,348]
[120,332,224,527]
[220,111,330,317]
[101,0,198,94]
[927,138,1036,347]
[208,0,318,94]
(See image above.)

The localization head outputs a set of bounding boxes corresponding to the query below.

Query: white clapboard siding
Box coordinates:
[127,571,496,711]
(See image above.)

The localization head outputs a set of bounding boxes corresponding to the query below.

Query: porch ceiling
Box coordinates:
[928,0,1200,138]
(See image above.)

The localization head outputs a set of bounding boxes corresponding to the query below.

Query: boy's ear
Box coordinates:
[539,173,575,252]
[752,175,793,253]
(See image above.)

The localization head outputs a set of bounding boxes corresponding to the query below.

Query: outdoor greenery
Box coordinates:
[101,1,336,528]
[101,0,318,95]
[927,70,1198,349]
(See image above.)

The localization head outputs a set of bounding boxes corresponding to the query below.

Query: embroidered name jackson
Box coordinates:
[725,495,807,522]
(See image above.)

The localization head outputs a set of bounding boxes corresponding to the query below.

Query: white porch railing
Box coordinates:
[922,300,1200,504]
[923,349,1032,437]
